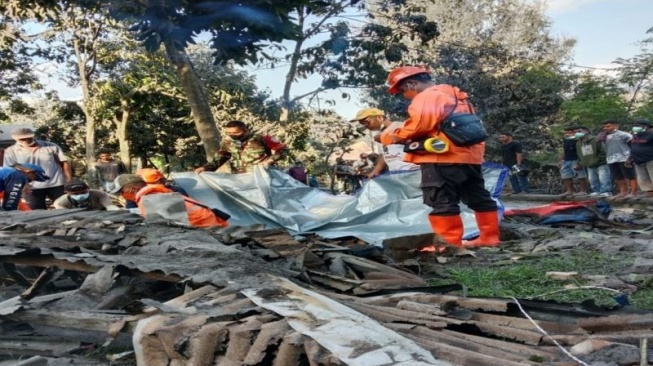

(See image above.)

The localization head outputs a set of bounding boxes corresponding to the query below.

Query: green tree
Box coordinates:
[106,0,330,161]
[561,73,629,130]
[361,0,573,153]
[616,28,653,114]
[0,20,40,121]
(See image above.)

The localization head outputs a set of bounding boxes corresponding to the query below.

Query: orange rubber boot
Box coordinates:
[464,211,500,247]
[427,215,464,247]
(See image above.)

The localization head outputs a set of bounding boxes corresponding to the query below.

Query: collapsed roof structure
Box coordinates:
[1,207,652,366]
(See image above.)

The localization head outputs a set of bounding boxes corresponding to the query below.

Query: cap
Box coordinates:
[64,179,90,192]
[110,174,144,194]
[11,128,35,140]
[13,163,50,182]
[633,118,652,127]
[138,168,165,184]
[349,108,385,122]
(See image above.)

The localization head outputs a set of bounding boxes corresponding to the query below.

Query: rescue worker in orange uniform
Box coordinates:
[136,168,189,197]
[380,66,500,248]
[111,174,228,228]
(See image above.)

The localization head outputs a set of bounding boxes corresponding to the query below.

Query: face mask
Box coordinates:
[574,132,586,139]
[403,90,418,99]
[632,126,645,134]
[18,140,36,147]
[70,193,90,202]
[122,192,136,202]
[564,134,575,139]
[228,134,247,141]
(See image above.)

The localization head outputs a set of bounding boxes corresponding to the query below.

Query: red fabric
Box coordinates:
[504,201,595,217]
[262,135,287,151]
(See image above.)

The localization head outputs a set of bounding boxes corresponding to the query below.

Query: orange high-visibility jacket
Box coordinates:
[380,84,485,165]
[136,184,228,228]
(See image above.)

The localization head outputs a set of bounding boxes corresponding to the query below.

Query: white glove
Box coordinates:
[106,205,123,211]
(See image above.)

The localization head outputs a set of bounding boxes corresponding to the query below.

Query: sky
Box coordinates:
[36,0,653,120]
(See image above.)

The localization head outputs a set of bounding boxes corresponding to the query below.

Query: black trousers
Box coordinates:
[24,185,65,210]
[421,163,497,216]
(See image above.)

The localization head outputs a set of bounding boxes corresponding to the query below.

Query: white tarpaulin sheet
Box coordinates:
[171,163,508,246]
[242,275,451,366]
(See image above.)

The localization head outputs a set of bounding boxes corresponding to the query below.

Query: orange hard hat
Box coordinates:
[386,66,431,94]
[138,168,165,184]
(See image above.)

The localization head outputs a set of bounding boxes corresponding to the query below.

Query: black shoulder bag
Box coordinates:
[437,97,489,147]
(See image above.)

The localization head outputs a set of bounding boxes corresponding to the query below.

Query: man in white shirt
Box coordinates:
[3,128,72,209]
[350,108,419,178]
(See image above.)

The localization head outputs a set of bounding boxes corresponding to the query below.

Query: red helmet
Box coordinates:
[386,66,430,94]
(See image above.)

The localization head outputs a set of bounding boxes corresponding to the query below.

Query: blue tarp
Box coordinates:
[172,163,508,246]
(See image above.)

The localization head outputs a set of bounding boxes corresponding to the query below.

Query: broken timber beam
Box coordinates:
[5,309,134,333]
[0,255,182,283]
[578,315,653,333]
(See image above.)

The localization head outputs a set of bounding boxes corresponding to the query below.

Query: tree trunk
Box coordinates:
[73,37,97,184]
[163,39,221,162]
[115,108,131,173]
[280,8,306,125]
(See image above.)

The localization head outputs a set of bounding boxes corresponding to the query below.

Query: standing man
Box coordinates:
[627,119,653,197]
[3,128,72,209]
[53,179,117,210]
[557,126,589,196]
[574,127,612,196]
[380,66,499,248]
[352,153,374,190]
[95,149,127,192]
[350,108,419,178]
[603,120,637,197]
[195,120,289,174]
[499,132,530,194]
[0,164,50,211]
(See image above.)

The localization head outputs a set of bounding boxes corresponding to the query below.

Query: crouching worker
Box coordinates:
[381,66,500,249]
[53,179,119,210]
[111,174,228,228]
[137,168,189,196]
[0,164,50,211]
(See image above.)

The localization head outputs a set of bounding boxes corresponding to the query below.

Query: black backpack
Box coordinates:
[438,97,489,147]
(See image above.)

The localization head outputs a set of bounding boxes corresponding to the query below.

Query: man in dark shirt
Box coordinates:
[557,126,589,196]
[499,133,529,194]
[627,119,653,197]
[288,161,309,185]
[95,149,127,192]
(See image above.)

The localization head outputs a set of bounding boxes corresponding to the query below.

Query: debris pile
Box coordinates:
[0,209,652,365]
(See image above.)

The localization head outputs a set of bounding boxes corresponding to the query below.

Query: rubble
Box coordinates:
[1,209,652,366]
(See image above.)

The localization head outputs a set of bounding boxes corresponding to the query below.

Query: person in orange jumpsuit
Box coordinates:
[380,66,499,248]
[111,174,228,228]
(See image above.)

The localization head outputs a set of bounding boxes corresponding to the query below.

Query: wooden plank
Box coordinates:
[578,315,653,333]
[21,266,64,300]
[5,310,135,333]
[386,324,539,363]
[0,255,182,282]
[396,294,510,312]
[401,332,532,366]
[0,337,79,357]
[440,329,560,360]
[471,312,582,335]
